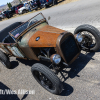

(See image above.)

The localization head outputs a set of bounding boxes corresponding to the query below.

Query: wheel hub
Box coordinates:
[82,34,93,47]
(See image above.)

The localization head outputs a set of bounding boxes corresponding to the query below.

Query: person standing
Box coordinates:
[25,3,31,12]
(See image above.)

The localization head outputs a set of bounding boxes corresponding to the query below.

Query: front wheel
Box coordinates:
[31,63,63,94]
[22,10,27,14]
[74,24,100,51]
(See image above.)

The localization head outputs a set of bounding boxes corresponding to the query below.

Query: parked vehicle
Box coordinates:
[0,13,100,94]
[1,12,6,18]
[18,2,30,14]
[2,10,13,18]
[0,14,4,20]
[40,0,57,8]
[15,4,24,14]
[31,0,41,10]
[11,6,16,14]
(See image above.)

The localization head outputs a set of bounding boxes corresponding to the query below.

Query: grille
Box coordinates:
[61,35,80,63]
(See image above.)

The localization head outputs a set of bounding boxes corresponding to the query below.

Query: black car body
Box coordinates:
[40,0,57,8]
[11,6,16,14]
[31,0,41,10]
[11,4,24,14]
[3,11,13,18]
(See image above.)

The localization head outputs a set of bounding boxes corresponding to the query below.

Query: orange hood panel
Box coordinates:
[28,25,65,47]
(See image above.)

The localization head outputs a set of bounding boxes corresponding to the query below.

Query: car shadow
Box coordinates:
[58,52,95,96]
[0,82,29,100]
[16,58,51,67]
[60,82,74,96]
[16,58,39,66]
[0,82,20,100]
[10,61,19,69]
[59,52,95,82]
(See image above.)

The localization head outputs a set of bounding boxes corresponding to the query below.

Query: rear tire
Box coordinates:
[31,63,63,94]
[0,50,11,69]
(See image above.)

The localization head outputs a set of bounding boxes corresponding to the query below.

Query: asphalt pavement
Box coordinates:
[1,0,100,31]
[0,0,100,100]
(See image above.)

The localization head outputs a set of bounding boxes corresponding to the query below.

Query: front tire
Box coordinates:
[22,10,27,14]
[0,50,11,69]
[74,24,100,51]
[31,63,63,94]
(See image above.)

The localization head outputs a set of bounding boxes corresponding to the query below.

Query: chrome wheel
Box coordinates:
[74,24,100,51]
[80,31,96,48]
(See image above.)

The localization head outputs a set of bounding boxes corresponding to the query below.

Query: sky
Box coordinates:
[0,0,13,6]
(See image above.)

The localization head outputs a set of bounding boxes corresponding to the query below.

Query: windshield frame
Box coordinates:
[9,13,47,40]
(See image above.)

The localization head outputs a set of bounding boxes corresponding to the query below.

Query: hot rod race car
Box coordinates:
[0,13,100,94]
